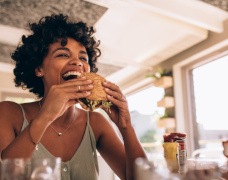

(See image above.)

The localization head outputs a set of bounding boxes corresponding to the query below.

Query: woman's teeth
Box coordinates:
[62,71,81,80]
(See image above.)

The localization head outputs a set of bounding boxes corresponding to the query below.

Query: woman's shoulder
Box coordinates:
[0,101,23,125]
[89,110,115,133]
[89,111,109,125]
[0,101,21,112]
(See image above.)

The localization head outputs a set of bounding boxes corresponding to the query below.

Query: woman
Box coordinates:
[0,14,146,180]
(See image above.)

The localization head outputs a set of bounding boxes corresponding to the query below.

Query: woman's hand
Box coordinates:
[39,77,93,123]
[102,81,131,129]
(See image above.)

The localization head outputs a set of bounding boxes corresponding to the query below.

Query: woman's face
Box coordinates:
[38,38,90,92]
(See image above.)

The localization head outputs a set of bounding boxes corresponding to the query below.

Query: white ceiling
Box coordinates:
[86,0,228,94]
[0,0,227,95]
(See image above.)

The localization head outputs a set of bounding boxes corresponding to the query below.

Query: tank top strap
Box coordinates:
[18,103,26,120]
[86,111,90,123]
[17,104,29,131]
[86,111,99,174]
[86,112,95,144]
[86,111,95,147]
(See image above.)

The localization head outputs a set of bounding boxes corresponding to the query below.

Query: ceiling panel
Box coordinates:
[0,0,227,84]
[0,0,107,28]
[0,0,122,77]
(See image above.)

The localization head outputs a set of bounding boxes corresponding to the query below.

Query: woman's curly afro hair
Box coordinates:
[11,14,101,98]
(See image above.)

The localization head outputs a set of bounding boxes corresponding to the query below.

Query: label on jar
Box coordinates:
[176,140,187,165]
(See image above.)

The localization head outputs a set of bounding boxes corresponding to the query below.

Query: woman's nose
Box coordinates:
[68,58,82,67]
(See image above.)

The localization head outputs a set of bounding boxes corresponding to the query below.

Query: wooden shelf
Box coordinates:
[157,118,175,129]
[153,76,173,89]
[157,96,174,108]
[154,75,176,129]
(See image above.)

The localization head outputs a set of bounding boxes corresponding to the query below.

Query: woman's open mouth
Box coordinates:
[62,71,81,81]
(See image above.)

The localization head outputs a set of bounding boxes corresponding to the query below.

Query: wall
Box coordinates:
[0,70,35,101]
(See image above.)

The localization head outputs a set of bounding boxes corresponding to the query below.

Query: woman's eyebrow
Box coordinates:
[79,50,88,56]
[51,48,88,57]
[52,47,69,55]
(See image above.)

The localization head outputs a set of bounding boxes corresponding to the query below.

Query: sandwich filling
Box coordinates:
[79,98,112,111]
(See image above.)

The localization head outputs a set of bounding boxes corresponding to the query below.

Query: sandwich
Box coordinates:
[78,73,112,111]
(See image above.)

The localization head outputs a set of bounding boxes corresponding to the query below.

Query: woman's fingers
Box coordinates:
[103,81,118,91]
[101,81,131,128]
[77,85,81,91]
[63,83,93,93]
[54,77,93,95]
[67,91,91,99]
[103,81,125,103]
[59,78,93,88]
[106,89,125,101]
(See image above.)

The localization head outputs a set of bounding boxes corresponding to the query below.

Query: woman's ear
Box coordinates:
[35,67,43,77]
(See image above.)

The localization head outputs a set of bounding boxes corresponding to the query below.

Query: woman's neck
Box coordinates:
[53,106,76,127]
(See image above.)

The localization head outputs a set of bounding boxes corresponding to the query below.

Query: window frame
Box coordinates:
[173,41,228,156]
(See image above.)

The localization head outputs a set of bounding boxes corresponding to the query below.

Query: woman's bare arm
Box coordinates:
[91,112,146,180]
[98,81,147,180]
[0,101,50,159]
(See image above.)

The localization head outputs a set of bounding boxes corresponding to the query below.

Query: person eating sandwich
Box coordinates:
[0,14,147,180]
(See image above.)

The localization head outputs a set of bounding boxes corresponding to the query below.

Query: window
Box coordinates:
[174,46,228,155]
[190,53,228,149]
[126,86,165,154]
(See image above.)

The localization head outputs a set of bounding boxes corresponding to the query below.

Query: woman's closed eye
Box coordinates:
[79,56,88,62]
[56,53,69,58]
